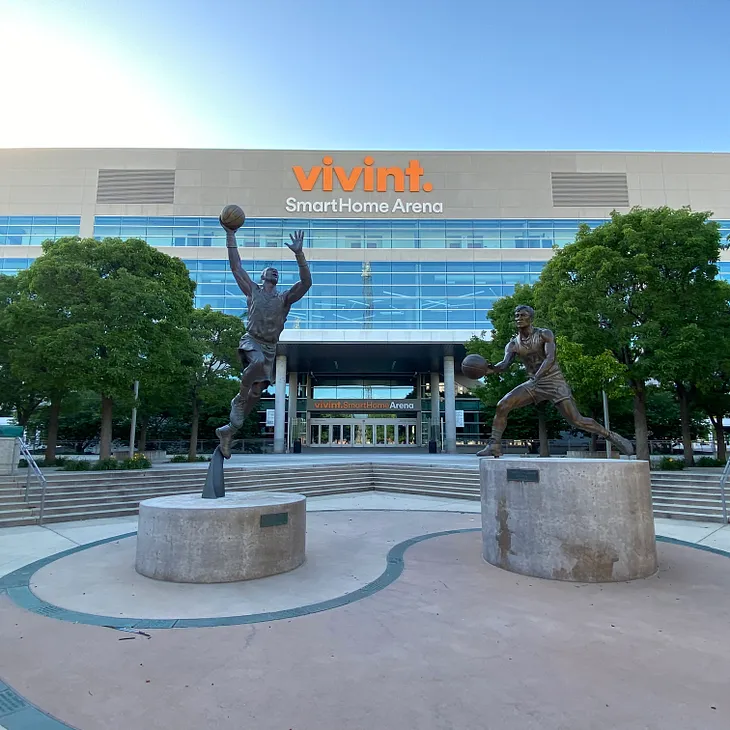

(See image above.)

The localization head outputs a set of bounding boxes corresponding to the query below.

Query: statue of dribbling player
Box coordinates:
[462,305,634,458]
[215,205,312,458]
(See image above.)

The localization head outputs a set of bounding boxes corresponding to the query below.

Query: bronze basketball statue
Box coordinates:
[464,305,634,458]
[215,207,312,460]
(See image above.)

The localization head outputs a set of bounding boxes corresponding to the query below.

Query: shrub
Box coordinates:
[659,457,685,471]
[170,454,210,463]
[695,456,727,468]
[92,458,120,471]
[18,456,68,468]
[119,455,152,470]
[63,460,91,471]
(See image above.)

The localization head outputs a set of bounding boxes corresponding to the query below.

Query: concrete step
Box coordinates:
[651,475,723,484]
[651,488,722,500]
[0,507,37,522]
[8,475,373,510]
[11,468,373,494]
[652,502,724,516]
[14,483,372,524]
[27,482,371,511]
[377,485,480,501]
[652,499,723,512]
[0,493,24,504]
[652,509,725,523]
[20,471,373,495]
[0,515,38,528]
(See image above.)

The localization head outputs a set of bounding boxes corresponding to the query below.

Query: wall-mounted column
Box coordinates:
[444,355,456,454]
[430,371,440,448]
[288,370,298,451]
[274,354,287,454]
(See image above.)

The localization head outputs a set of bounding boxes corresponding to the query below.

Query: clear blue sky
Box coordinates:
[2,0,728,150]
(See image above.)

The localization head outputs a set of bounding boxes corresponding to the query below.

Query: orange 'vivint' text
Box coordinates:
[293,157,433,193]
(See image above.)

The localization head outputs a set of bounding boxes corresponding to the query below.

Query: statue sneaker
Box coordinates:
[609,432,634,456]
[476,439,502,458]
[216,425,233,459]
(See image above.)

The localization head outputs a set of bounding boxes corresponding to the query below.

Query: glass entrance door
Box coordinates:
[308,417,418,447]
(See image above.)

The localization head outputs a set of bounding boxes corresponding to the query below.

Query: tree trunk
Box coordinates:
[44,398,62,462]
[99,395,113,460]
[631,381,650,462]
[138,416,148,453]
[188,400,199,461]
[537,405,550,457]
[677,382,694,467]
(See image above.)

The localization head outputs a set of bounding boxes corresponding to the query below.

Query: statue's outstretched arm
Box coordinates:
[490,342,517,374]
[283,230,312,305]
[222,224,254,297]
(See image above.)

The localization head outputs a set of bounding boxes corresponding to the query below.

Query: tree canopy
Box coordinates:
[5,236,196,458]
[535,206,726,460]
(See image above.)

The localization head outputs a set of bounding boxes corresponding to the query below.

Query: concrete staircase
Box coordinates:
[0,464,375,528]
[0,463,727,527]
[650,470,727,522]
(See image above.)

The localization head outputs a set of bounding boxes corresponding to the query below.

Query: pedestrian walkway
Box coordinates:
[2,492,729,581]
[1,492,729,730]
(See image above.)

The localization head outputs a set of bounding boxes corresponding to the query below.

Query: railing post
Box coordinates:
[16,437,49,525]
[720,461,729,524]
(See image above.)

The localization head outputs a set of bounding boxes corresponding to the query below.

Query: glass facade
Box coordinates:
[0,216,81,246]
[0,257,36,275]
[2,214,729,332]
[311,379,414,399]
[93,215,614,249]
[182,257,543,329]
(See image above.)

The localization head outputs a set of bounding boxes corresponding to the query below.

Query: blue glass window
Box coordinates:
[0,215,80,246]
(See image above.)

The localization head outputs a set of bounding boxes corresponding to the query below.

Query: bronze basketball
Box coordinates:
[461,353,490,380]
[219,204,246,231]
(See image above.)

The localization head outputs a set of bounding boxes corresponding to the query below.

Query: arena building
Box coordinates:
[2,148,730,452]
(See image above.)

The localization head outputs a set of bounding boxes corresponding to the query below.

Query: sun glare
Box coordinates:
[0,12,202,148]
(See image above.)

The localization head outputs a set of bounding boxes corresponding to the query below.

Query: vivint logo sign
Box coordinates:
[285,156,444,214]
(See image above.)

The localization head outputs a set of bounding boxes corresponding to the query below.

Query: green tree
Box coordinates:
[695,337,730,462]
[535,206,724,461]
[1,266,100,459]
[556,336,628,450]
[184,306,245,460]
[0,274,45,427]
[23,237,195,459]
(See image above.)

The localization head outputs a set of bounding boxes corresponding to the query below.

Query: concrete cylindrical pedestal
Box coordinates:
[0,437,20,476]
[481,458,657,582]
[135,492,306,583]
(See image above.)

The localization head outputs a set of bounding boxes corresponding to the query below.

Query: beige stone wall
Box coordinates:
[2,149,730,230]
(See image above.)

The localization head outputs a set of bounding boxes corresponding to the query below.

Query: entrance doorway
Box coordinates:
[309,417,419,447]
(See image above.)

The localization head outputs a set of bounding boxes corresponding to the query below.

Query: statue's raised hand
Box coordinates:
[286,230,305,254]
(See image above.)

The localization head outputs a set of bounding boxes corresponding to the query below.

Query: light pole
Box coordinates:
[129,380,139,459]
[602,389,611,458]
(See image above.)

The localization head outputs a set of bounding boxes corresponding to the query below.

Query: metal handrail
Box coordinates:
[719,458,730,524]
[17,438,48,525]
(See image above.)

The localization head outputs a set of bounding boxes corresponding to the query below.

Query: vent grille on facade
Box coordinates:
[96,169,175,204]
[551,172,629,208]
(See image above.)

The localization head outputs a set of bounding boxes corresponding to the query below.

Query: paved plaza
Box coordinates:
[1,487,730,729]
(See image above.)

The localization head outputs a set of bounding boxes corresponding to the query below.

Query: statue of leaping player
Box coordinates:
[215,205,312,458]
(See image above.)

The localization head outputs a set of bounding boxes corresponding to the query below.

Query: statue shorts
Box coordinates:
[229,333,276,428]
[508,370,573,406]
